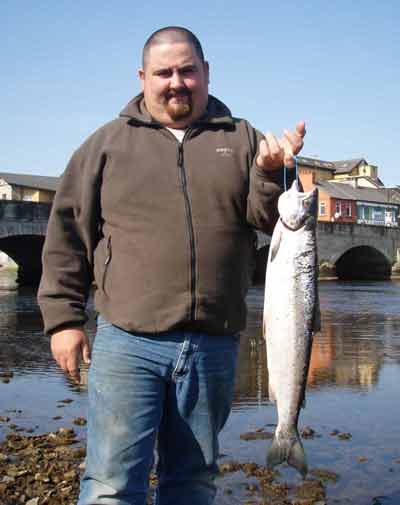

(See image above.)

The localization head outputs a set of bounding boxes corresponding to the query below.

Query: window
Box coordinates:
[373,208,384,224]
[346,203,352,217]
[2,194,7,199]
[335,201,341,215]
[319,202,326,216]
[385,210,395,225]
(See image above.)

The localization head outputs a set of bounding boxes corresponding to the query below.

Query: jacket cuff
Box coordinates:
[39,301,88,336]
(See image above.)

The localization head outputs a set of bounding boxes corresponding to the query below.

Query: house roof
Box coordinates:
[317,181,400,205]
[331,158,367,174]
[335,175,384,189]
[297,156,335,171]
[0,172,60,192]
[298,156,375,176]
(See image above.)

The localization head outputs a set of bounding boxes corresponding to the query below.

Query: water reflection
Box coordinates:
[308,312,385,389]
[0,276,399,399]
[233,281,400,407]
[0,271,96,384]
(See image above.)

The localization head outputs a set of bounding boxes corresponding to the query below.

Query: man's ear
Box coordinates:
[204,61,210,84]
[138,69,145,91]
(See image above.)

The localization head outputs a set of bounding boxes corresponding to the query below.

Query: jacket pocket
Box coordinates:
[102,236,112,293]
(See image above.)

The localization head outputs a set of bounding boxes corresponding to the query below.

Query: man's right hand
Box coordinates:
[50,328,91,382]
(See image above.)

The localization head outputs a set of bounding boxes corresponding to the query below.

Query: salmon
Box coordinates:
[263,179,320,477]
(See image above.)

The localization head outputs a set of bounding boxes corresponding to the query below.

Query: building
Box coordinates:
[298,156,384,188]
[297,156,399,227]
[331,158,384,188]
[316,181,399,226]
[0,172,59,203]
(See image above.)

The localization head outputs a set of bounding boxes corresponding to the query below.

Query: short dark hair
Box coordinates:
[142,26,205,68]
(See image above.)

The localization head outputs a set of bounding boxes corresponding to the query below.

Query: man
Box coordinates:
[38,26,305,505]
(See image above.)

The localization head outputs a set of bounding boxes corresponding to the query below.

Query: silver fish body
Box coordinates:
[263,180,320,477]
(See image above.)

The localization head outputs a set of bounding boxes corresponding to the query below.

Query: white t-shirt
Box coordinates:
[166,127,186,143]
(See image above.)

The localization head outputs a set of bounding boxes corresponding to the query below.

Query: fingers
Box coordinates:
[295,120,306,138]
[50,328,90,382]
[282,120,306,167]
[256,121,306,172]
[283,123,305,154]
[82,342,91,365]
[66,354,81,382]
[256,132,284,170]
[52,346,81,382]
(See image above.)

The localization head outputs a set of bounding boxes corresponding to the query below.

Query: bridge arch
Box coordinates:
[0,234,45,285]
[334,245,392,280]
[0,200,51,286]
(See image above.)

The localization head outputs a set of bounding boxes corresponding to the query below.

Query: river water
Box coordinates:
[0,270,399,504]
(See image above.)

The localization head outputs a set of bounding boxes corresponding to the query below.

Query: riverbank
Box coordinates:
[0,415,338,505]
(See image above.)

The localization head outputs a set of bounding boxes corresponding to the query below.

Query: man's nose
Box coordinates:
[170,71,185,88]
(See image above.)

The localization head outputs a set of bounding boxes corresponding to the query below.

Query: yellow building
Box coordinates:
[297,156,384,190]
[0,172,59,202]
[333,158,379,181]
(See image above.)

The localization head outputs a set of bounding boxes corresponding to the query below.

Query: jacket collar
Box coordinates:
[119,93,234,127]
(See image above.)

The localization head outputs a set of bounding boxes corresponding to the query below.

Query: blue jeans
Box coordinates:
[78,316,239,505]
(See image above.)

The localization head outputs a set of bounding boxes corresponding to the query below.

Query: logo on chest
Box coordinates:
[216,147,234,157]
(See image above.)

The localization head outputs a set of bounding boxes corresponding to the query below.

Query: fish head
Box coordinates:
[278,180,318,230]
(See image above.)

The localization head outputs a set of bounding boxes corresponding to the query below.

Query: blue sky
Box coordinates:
[1,1,399,185]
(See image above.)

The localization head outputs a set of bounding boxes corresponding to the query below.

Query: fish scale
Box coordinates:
[263,179,320,478]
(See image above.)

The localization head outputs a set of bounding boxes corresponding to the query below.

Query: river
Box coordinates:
[0,270,399,504]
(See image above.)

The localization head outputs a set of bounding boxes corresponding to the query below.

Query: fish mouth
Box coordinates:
[279,217,306,231]
[289,180,317,199]
[290,179,301,192]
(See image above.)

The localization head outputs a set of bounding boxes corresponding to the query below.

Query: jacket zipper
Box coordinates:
[177,139,197,321]
[102,236,112,292]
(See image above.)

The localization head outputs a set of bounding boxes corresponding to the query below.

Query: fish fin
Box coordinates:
[287,438,308,478]
[267,432,308,478]
[269,226,282,263]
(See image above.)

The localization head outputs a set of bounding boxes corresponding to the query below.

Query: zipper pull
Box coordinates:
[177,144,183,167]
[104,236,112,265]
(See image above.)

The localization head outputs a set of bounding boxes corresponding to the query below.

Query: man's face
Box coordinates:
[139,41,209,128]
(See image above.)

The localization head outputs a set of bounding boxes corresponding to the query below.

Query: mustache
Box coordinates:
[166,89,191,100]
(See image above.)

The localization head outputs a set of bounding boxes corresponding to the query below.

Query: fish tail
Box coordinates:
[267,431,308,478]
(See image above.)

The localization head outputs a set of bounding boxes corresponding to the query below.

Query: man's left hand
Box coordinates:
[256,121,306,171]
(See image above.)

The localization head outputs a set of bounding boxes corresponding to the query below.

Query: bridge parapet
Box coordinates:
[0,200,51,222]
[317,221,400,240]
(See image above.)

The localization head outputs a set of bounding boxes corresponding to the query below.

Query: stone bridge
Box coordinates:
[255,222,400,282]
[1,201,400,285]
[0,200,50,285]
[316,221,400,279]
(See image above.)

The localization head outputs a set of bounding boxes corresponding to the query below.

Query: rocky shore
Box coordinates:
[0,417,339,505]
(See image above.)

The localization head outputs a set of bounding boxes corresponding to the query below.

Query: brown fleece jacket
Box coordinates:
[38,94,288,336]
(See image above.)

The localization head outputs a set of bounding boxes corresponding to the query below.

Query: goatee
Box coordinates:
[165,91,192,120]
